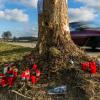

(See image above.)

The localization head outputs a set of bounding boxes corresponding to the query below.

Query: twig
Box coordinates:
[18,82,25,92]
[11,90,32,100]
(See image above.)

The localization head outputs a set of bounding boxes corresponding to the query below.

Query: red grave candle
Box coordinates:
[33,64,38,70]
[81,62,89,71]
[36,69,41,77]
[31,76,37,84]
[89,62,96,74]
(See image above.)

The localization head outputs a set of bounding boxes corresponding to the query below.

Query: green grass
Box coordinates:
[0,42,33,63]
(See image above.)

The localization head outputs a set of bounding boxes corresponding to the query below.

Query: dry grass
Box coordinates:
[0,42,33,64]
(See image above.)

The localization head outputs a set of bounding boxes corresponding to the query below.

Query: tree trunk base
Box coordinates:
[35,39,96,74]
[30,45,98,100]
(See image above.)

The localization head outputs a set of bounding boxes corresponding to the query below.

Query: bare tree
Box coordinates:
[2,31,12,41]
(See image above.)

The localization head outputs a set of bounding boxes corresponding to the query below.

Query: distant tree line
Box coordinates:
[13,36,38,42]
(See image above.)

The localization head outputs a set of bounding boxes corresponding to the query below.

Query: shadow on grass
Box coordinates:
[0,47,33,56]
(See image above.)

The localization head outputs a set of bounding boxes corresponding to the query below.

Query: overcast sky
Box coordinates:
[0,0,99,37]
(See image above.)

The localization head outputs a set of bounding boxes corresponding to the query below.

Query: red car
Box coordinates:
[70,23,100,49]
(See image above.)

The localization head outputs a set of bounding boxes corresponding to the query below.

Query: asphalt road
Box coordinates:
[81,47,100,57]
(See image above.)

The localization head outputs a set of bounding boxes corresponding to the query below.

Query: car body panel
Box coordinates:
[71,28,100,48]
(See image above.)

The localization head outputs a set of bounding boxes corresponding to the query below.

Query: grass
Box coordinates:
[0,42,33,63]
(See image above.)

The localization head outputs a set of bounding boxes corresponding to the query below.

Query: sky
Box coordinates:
[0,0,100,37]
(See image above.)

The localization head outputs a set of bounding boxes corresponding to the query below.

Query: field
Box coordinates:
[0,42,33,64]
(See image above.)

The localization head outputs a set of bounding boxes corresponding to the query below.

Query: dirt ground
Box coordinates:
[7,42,100,57]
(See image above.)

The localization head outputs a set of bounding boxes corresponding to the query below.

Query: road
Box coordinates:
[7,42,100,57]
[81,47,100,57]
[7,42,37,48]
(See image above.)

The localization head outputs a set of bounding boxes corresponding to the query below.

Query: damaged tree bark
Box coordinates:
[37,0,81,55]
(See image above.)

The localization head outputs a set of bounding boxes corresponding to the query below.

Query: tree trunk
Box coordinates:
[34,0,97,100]
[36,0,93,70]
[36,0,91,57]
[37,0,76,54]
